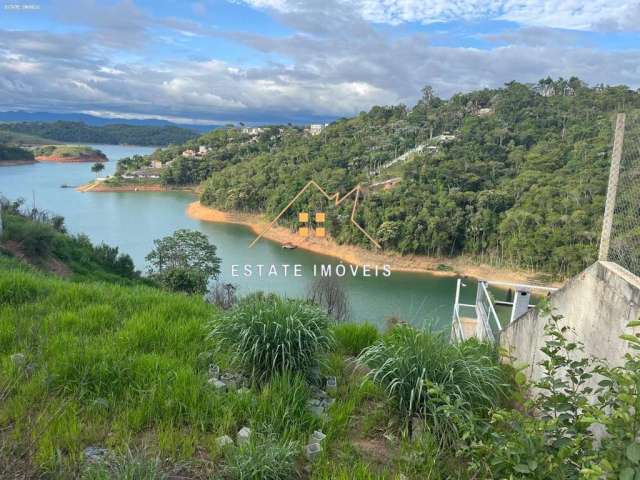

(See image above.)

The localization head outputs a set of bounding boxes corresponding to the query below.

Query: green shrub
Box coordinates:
[332,322,379,356]
[224,434,298,480]
[2,215,55,258]
[210,294,333,383]
[155,266,208,295]
[467,315,640,479]
[359,325,507,444]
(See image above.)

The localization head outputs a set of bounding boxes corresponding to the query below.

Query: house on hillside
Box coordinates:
[434,132,456,143]
[126,168,164,179]
[305,124,327,136]
[241,127,264,136]
[475,107,494,117]
[182,149,196,158]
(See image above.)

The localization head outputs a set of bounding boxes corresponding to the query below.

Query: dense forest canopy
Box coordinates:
[0,121,198,146]
[0,145,34,162]
[127,78,640,277]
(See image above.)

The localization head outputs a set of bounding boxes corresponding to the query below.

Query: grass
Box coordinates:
[359,325,509,445]
[0,261,512,479]
[224,434,299,480]
[332,323,380,357]
[210,294,334,383]
[1,210,143,285]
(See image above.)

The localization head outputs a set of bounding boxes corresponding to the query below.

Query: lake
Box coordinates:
[0,144,479,329]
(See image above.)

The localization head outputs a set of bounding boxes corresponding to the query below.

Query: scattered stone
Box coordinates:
[326,376,337,393]
[83,446,109,464]
[398,474,408,480]
[310,430,326,443]
[10,353,26,368]
[208,364,220,379]
[216,435,234,448]
[237,426,252,445]
[236,387,250,395]
[309,404,325,418]
[310,385,328,399]
[208,378,227,391]
[305,442,322,461]
[221,372,240,390]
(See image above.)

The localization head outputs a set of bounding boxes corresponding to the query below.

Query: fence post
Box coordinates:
[599,113,626,261]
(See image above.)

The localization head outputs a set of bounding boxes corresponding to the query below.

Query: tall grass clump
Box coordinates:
[210,294,333,383]
[332,322,379,356]
[253,372,313,438]
[359,325,508,444]
[224,435,298,480]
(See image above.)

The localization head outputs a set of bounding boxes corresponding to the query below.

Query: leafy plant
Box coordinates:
[210,294,333,383]
[467,315,640,479]
[359,325,507,444]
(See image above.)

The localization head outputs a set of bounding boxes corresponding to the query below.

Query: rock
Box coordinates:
[216,435,234,448]
[237,426,251,445]
[310,385,328,399]
[310,430,326,443]
[208,378,227,391]
[83,446,109,464]
[10,353,26,368]
[326,376,337,393]
[208,364,220,379]
[236,387,250,395]
[305,442,322,461]
[309,404,326,418]
[221,372,238,390]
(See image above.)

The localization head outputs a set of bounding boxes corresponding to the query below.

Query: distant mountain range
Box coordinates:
[0,119,205,147]
[0,111,218,133]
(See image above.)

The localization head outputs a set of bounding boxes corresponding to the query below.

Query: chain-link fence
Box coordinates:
[600,112,640,277]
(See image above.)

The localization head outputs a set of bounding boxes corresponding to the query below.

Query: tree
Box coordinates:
[146,229,221,294]
[91,162,105,178]
[306,275,350,322]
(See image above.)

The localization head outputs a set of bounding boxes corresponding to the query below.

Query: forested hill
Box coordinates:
[0,121,197,146]
[146,78,639,277]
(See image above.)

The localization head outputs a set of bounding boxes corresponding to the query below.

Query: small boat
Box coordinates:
[281,242,297,250]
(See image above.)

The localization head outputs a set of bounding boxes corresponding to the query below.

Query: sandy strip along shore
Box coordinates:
[186,201,560,286]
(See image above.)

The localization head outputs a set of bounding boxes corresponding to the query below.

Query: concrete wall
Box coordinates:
[500,261,640,383]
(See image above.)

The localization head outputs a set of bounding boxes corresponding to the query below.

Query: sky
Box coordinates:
[1,0,639,125]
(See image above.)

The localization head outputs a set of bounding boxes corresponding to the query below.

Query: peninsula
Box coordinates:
[34,145,108,163]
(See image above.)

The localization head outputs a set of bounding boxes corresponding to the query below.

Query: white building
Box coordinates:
[241,127,264,136]
[308,124,324,135]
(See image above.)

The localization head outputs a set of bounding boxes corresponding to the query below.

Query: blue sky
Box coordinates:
[1,0,639,124]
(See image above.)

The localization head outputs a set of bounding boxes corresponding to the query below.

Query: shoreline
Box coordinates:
[36,155,108,163]
[77,181,197,193]
[0,159,38,166]
[186,201,561,286]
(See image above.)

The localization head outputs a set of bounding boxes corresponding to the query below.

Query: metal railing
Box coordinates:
[451,279,558,343]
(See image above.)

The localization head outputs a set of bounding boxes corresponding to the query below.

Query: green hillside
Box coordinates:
[0,121,197,146]
[0,145,35,162]
[140,78,640,277]
[0,129,54,145]
[0,200,140,284]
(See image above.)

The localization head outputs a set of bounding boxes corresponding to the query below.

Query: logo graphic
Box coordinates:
[249,180,381,249]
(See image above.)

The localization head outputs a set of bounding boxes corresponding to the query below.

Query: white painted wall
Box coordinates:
[500,261,640,384]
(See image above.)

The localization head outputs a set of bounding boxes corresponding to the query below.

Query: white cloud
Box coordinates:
[241,0,640,31]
